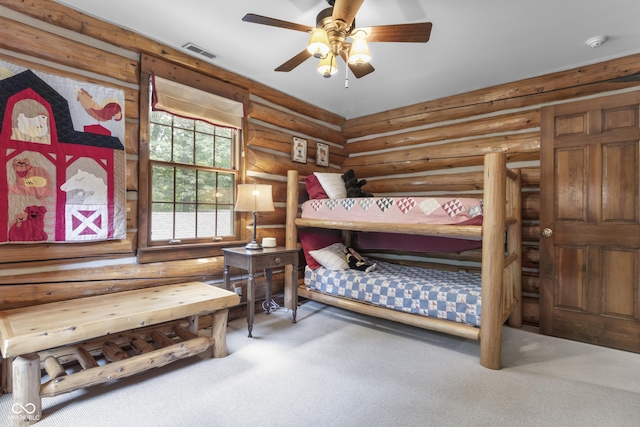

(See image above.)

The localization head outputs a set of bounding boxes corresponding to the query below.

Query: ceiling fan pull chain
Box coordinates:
[345,65,349,88]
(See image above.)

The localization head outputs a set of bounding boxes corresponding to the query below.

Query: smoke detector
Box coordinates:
[585,35,608,48]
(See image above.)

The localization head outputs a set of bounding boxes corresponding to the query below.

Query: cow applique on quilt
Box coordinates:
[0,60,126,244]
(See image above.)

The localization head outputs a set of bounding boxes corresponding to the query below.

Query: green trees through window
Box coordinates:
[149,111,236,242]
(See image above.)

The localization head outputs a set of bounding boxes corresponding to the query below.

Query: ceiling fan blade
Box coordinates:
[275,49,313,72]
[332,0,365,27]
[339,50,375,78]
[348,62,375,79]
[242,13,313,33]
[360,22,433,43]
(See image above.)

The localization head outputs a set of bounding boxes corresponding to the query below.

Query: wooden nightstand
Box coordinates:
[222,246,300,337]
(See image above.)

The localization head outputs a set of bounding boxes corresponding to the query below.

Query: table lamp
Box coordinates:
[234,183,275,250]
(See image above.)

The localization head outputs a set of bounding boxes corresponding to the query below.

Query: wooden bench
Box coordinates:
[0,281,240,426]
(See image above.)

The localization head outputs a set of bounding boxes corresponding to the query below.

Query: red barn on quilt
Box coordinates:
[0,69,126,243]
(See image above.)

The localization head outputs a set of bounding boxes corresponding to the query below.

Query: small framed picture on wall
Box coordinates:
[316,142,329,166]
[292,137,307,163]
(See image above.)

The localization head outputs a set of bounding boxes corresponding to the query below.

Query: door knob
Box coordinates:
[541,228,553,238]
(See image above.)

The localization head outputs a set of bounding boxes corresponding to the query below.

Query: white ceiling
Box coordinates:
[55,0,640,120]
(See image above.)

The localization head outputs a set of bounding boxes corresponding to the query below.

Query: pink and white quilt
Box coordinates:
[301,196,483,226]
[0,59,126,244]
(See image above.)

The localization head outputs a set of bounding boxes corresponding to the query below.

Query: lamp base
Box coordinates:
[244,241,263,250]
[244,212,263,250]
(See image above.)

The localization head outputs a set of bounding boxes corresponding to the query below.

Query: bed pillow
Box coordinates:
[298,230,342,270]
[313,172,347,199]
[305,174,328,199]
[309,243,349,270]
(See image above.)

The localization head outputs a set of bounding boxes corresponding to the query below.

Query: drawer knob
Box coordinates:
[275,257,281,263]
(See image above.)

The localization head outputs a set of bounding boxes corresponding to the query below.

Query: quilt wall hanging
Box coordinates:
[0,59,126,244]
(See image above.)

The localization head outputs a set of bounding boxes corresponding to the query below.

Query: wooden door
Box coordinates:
[539,91,640,352]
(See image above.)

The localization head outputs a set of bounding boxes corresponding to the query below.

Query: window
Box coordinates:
[149,111,236,243]
[138,56,249,263]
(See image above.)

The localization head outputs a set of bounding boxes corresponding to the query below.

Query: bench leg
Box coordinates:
[211,309,230,358]
[2,356,12,394]
[12,353,41,426]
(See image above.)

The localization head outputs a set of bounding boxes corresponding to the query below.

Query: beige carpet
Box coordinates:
[2,300,639,427]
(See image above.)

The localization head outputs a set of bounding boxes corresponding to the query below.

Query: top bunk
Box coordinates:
[286,152,521,241]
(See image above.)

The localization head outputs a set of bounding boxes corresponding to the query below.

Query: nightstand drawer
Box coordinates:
[252,252,297,270]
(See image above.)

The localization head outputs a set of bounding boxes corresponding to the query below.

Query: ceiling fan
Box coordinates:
[242,0,432,79]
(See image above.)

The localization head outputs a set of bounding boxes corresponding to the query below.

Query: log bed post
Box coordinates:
[284,170,300,310]
[507,168,523,328]
[479,152,507,370]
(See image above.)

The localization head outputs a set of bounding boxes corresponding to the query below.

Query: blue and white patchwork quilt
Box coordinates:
[304,261,482,327]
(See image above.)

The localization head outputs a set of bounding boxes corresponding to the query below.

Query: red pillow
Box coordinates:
[298,230,342,269]
[305,174,328,199]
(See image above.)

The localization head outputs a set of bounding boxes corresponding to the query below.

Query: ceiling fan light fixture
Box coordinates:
[307,28,331,58]
[317,53,337,78]
[348,36,370,65]
[243,3,433,80]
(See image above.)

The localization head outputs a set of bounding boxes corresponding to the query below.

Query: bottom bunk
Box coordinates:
[284,152,522,370]
[302,261,482,340]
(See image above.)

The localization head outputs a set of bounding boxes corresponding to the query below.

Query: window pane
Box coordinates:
[151,203,174,241]
[197,204,216,237]
[175,168,196,205]
[151,110,172,125]
[174,116,194,130]
[216,127,233,138]
[149,123,172,161]
[217,205,233,236]
[196,120,215,133]
[173,128,194,164]
[197,170,217,203]
[217,173,234,205]
[215,136,232,168]
[195,133,214,167]
[175,204,196,239]
[152,165,174,202]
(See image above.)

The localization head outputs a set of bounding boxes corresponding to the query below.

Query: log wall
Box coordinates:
[0,0,344,316]
[342,54,640,326]
[1,0,639,331]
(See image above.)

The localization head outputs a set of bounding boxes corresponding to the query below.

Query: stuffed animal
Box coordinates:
[341,169,373,198]
[344,246,377,272]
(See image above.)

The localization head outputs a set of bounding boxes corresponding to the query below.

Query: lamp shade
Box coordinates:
[348,37,371,65]
[317,54,338,78]
[234,184,274,213]
[307,28,330,58]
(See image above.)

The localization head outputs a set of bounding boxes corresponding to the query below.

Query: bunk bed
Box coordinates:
[284,152,522,370]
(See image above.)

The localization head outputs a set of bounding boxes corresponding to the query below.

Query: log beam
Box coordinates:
[40,337,213,398]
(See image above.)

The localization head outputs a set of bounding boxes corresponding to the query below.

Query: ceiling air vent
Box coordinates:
[182,43,216,59]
